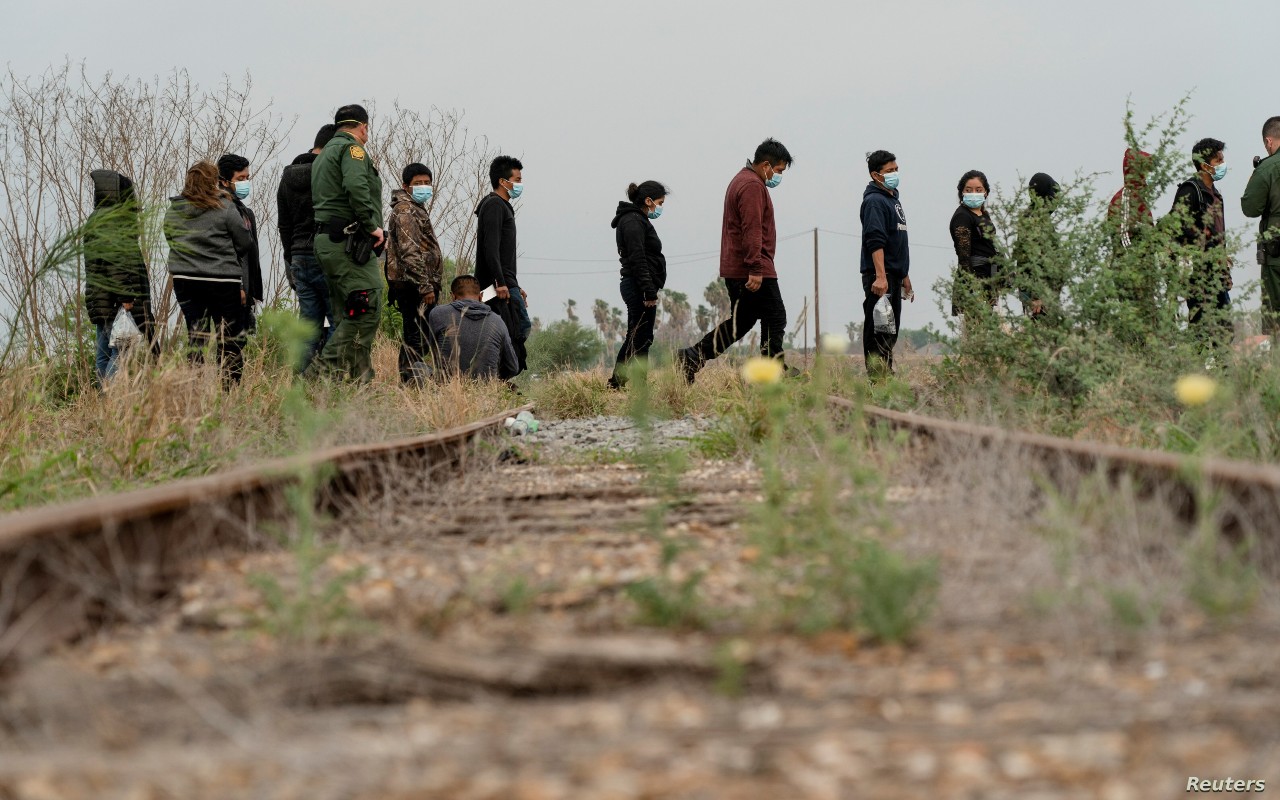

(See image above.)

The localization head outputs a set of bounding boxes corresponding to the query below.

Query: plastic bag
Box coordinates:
[872,295,897,335]
[108,306,142,349]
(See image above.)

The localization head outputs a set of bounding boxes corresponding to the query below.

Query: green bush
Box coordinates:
[526,319,604,373]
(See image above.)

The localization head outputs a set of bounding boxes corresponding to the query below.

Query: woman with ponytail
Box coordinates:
[608,180,668,389]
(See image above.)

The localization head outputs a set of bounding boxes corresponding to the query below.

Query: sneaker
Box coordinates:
[676,348,701,385]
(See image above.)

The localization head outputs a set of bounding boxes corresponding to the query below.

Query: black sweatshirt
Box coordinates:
[611,201,667,300]
[949,205,998,269]
[277,151,319,262]
[475,192,518,289]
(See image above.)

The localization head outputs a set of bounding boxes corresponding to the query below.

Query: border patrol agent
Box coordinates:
[1242,116,1280,335]
[309,104,385,381]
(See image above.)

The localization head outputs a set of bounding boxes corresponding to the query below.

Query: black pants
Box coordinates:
[1187,282,1232,351]
[691,277,787,362]
[862,271,903,375]
[611,277,657,386]
[173,279,247,382]
[389,280,435,381]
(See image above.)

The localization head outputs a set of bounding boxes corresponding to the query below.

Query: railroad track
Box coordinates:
[0,404,531,664]
[843,397,1280,540]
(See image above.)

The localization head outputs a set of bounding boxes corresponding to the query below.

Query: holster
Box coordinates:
[345,229,373,265]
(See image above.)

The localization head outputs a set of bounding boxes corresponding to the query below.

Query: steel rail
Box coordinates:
[831,396,1280,536]
[0,403,532,663]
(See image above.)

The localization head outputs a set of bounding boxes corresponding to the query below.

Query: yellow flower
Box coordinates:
[741,356,784,385]
[1175,374,1217,407]
[820,333,849,355]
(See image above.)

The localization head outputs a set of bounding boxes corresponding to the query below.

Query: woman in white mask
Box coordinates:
[949,169,1001,319]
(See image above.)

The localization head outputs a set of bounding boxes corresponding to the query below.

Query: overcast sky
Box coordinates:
[3,0,1275,340]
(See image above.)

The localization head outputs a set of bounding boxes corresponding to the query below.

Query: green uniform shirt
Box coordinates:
[311,130,384,233]
[1241,152,1280,261]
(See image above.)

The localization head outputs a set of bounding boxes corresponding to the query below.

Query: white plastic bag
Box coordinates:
[108,306,142,349]
[872,295,897,335]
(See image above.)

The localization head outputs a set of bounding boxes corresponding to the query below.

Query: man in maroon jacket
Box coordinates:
[678,138,793,383]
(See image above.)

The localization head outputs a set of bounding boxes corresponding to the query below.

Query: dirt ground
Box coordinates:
[2,428,1279,799]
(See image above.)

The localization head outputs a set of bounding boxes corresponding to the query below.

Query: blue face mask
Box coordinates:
[233,180,251,200]
[765,171,782,189]
[962,192,986,209]
[647,204,663,220]
[411,185,433,204]
[508,181,523,199]
[881,172,900,190]
[1212,163,1228,182]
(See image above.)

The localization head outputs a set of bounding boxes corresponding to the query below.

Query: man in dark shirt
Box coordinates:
[428,275,519,381]
[860,149,912,377]
[1171,137,1232,349]
[475,155,528,373]
[277,124,337,371]
[678,138,793,383]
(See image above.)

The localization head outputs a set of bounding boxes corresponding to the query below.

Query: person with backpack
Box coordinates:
[608,180,668,389]
[1171,137,1232,349]
[277,124,338,371]
[84,169,152,383]
[386,162,444,384]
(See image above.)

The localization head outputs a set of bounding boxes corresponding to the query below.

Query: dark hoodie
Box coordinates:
[860,182,910,276]
[611,201,666,300]
[475,192,517,290]
[1108,149,1154,248]
[427,298,519,380]
[84,169,151,329]
[277,151,319,262]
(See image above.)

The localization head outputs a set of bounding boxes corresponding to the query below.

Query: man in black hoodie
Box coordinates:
[217,153,263,332]
[84,169,152,383]
[860,150,912,376]
[475,155,528,373]
[277,124,338,370]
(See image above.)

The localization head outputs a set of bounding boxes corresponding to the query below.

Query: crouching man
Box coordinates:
[427,275,520,381]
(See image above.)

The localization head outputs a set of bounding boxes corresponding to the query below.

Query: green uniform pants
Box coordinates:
[1262,259,1280,336]
[311,236,383,382]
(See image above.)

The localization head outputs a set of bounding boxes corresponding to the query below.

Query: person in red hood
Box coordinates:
[1109,148,1154,249]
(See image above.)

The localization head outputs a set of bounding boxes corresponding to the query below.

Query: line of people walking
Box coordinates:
[83,111,1280,388]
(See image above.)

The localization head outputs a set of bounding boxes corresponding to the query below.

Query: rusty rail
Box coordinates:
[830,396,1280,538]
[0,404,532,663]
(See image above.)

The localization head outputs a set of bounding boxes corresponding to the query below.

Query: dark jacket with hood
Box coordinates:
[84,170,151,329]
[231,196,263,302]
[612,201,666,300]
[860,182,910,276]
[427,298,519,380]
[277,151,319,263]
[1109,148,1154,248]
[475,192,517,289]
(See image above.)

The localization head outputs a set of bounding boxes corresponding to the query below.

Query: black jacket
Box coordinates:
[860,182,910,276]
[1170,177,1226,251]
[611,202,666,300]
[277,152,318,262]
[84,170,151,329]
[231,197,263,302]
[475,192,517,289]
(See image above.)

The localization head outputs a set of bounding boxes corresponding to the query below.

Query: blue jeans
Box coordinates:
[288,253,331,371]
[509,284,533,341]
[94,324,119,384]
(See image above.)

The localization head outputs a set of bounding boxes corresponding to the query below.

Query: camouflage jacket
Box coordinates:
[385,189,443,292]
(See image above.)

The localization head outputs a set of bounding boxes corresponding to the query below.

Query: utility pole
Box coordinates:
[812,227,820,352]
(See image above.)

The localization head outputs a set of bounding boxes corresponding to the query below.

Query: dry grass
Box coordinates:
[0,338,520,512]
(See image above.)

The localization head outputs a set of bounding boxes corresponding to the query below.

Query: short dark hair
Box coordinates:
[451,274,481,296]
[866,150,896,175]
[313,124,338,150]
[626,180,668,206]
[1192,138,1225,168]
[489,155,524,189]
[752,138,792,167]
[957,170,989,200]
[1263,116,1280,140]
[216,153,249,181]
[402,163,433,186]
[334,104,369,128]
